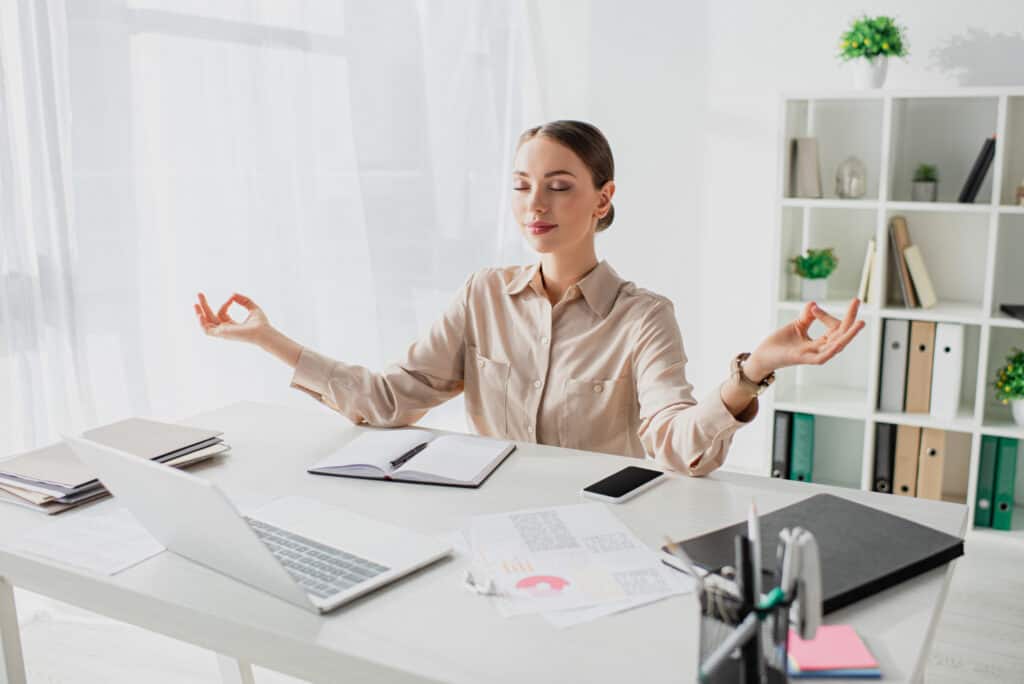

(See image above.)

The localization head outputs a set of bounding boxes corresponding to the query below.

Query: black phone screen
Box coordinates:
[583,466,663,498]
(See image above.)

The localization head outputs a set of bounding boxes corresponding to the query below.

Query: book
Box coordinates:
[872,423,896,493]
[902,245,937,309]
[307,428,516,487]
[993,437,1019,531]
[857,239,875,303]
[975,435,999,527]
[787,625,880,679]
[789,413,815,483]
[790,138,822,198]
[929,323,964,419]
[957,136,996,203]
[878,319,910,412]
[771,410,793,478]
[904,320,936,413]
[888,217,919,308]
[893,425,922,497]
[660,493,964,614]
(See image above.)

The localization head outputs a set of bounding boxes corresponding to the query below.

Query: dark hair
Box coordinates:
[517,120,615,232]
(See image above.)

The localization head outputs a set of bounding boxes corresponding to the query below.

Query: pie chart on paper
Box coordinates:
[515,575,570,597]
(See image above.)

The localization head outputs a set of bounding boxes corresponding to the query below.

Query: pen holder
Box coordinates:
[697,576,791,684]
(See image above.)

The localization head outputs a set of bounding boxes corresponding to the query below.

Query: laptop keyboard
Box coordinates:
[245,517,390,599]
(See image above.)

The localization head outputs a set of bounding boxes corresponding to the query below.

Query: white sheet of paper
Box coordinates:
[542,566,695,628]
[467,503,692,618]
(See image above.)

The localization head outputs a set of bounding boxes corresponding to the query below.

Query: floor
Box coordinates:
[11,531,1024,683]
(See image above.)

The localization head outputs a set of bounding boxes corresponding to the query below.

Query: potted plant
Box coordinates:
[912,164,938,201]
[838,15,908,89]
[994,347,1024,426]
[790,248,838,301]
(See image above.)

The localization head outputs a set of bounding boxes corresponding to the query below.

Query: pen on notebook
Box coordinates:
[389,442,428,469]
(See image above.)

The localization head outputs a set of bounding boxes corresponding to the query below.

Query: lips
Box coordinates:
[528,221,557,235]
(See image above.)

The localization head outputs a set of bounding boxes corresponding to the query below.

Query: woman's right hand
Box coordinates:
[194,292,271,345]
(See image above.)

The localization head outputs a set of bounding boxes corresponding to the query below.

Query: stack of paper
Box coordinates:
[0,418,229,515]
[465,503,694,628]
[787,625,881,679]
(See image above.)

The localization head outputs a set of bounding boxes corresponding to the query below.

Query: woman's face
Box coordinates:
[511,136,613,257]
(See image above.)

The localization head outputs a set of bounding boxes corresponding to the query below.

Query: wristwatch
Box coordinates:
[731,352,775,396]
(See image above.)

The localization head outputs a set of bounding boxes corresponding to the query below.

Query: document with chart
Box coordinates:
[466,503,691,619]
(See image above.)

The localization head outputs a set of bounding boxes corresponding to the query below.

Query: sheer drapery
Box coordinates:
[1,0,541,456]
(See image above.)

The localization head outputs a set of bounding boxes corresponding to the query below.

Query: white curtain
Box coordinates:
[0,0,541,456]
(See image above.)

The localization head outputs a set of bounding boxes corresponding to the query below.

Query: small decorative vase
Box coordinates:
[835,156,867,199]
[1012,399,1024,427]
[801,278,828,302]
[852,56,888,89]
[912,181,937,202]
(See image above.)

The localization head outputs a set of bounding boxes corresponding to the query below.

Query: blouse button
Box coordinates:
[593,384,603,393]
[533,380,542,389]
[540,336,549,345]
[527,425,535,435]
[477,359,485,368]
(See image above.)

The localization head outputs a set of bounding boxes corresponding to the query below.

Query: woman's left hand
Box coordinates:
[743,299,866,381]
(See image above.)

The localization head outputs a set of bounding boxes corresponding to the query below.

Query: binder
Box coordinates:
[872,423,896,493]
[915,428,946,501]
[993,437,1019,531]
[975,435,999,527]
[878,319,910,412]
[904,320,936,413]
[893,425,922,497]
[888,217,919,308]
[790,138,822,198]
[957,136,996,203]
[903,245,937,309]
[929,323,964,419]
[789,413,815,483]
[772,411,793,478]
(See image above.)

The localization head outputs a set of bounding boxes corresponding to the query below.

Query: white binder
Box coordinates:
[929,322,964,419]
[878,319,910,412]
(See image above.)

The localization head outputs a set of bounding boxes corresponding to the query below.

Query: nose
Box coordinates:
[526,187,547,217]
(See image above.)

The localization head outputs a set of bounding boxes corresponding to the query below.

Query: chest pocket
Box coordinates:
[464,345,510,437]
[561,376,635,455]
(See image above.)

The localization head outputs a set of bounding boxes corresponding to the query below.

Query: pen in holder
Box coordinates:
[668,527,821,684]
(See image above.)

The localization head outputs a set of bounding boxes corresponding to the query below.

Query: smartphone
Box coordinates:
[581,465,665,504]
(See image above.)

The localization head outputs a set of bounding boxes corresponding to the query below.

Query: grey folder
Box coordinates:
[878,319,910,412]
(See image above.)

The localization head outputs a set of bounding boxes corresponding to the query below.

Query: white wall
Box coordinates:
[536,0,1024,474]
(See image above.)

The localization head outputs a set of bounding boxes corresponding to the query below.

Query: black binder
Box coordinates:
[771,411,793,478]
[999,304,1024,323]
[661,493,964,614]
[957,136,996,203]
[873,423,897,493]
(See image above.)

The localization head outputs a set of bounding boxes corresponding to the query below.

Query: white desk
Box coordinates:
[0,401,966,683]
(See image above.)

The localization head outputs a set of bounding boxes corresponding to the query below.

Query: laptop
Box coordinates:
[65,435,451,614]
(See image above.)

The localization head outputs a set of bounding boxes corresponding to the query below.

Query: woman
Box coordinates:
[194,120,863,476]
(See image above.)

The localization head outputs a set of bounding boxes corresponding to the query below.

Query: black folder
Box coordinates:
[771,411,793,478]
[957,136,995,203]
[661,493,964,614]
[873,423,897,493]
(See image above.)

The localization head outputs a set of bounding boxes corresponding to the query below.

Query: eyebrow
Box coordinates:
[513,170,576,178]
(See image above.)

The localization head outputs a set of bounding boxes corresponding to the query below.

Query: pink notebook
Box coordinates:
[788,625,878,671]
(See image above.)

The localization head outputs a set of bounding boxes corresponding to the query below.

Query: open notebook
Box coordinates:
[308,429,516,488]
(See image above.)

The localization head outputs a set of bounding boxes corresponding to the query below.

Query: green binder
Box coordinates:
[789,413,815,483]
[974,435,999,527]
[993,437,1019,531]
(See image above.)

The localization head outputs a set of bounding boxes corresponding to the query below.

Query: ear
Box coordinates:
[595,180,616,218]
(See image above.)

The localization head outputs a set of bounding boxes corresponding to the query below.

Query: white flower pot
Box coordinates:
[801,278,828,302]
[852,56,889,89]
[1012,399,1024,427]
[912,181,937,202]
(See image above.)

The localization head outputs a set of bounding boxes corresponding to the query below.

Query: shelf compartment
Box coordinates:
[972,435,1024,536]
[991,213,1024,318]
[882,210,990,312]
[1000,96,1024,207]
[783,98,883,200]
[808,415,865,490]
[778,207,876,303]
[888,96,999,204]
[982,327,1024,426]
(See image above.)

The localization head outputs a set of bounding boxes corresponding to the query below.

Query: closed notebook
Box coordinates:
[857,240,875,303]
[878,319,910,412]
[993,437,1019,531]
[904,320,936,413]
[903,245,937,309]
[916,428,946,501]
[929,323,964,419]
[872,423,896,493]
[789,413,815,483]
[893,425,922,497]
[772,411,793,478]
[660,493,964,614]
[975,435,999,527]
[308,428,516,488]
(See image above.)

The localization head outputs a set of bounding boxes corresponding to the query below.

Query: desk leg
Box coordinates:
[216,654,256,684]
[0,578,26,684]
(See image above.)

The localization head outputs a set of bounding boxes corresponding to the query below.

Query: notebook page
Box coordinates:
[395,435,511,483]
[310,428,435,473]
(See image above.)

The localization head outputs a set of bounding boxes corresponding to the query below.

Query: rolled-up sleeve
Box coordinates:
[289,273,473,427]
[633,299,757,476]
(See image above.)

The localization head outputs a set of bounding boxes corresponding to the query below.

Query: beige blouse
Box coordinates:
[290,261,757,476]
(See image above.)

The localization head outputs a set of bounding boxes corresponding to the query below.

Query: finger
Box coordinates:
[810,301,842,329]
[230,293,258,311]
[197,292,218,323]
[217,298,237,324]
[793,302,816,339]
[807,319,865,364]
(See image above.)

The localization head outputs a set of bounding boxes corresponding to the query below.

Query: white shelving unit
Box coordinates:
[766,87,1024,543]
